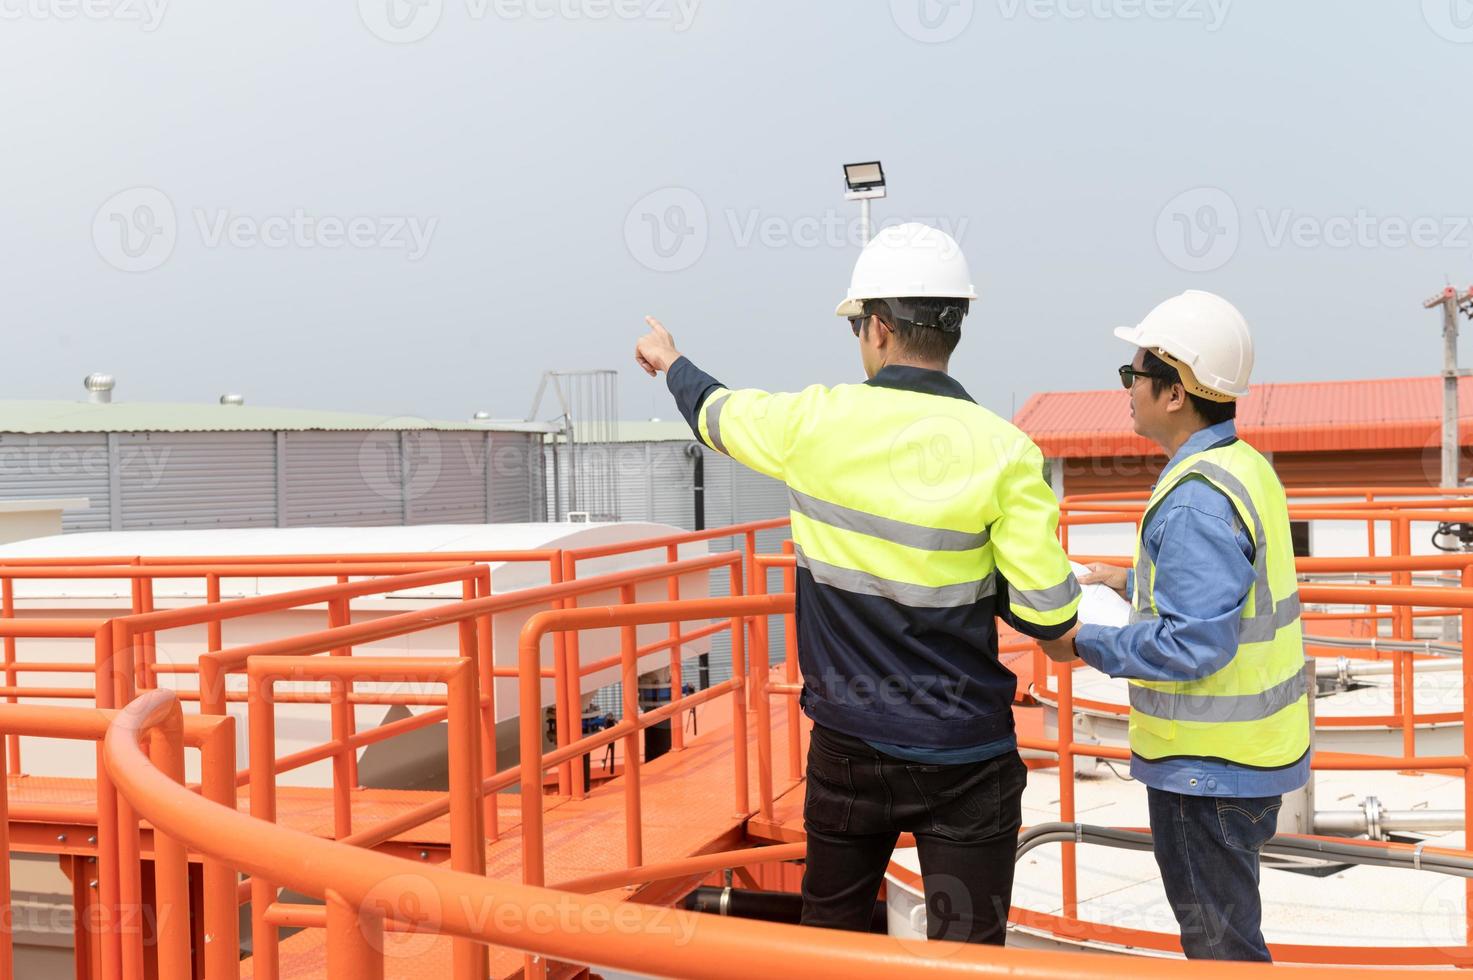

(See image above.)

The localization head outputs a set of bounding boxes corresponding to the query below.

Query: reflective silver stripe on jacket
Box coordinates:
[788,487,990,553]
[1131,593,1302,641]
[703,392,732,455]
[1129,670,1308,724]
[1008,575,1082,615]
[793,544,997,609]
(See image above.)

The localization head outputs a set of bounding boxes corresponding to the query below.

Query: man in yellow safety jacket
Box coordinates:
[634,222,1080,945]
[1075,290,1310,961]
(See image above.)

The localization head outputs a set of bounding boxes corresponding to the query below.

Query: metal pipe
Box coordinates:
[1016,822,1473,877]
[1314,809,1464,837]
[683,887,887,934]
[1316,655,1463,681]
[1312,795,1464,838]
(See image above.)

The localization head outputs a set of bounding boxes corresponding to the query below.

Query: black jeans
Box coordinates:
[799,724,1026,945]
[1147,786,1282,961]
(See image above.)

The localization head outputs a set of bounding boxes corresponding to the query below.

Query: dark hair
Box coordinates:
[1141,348,1237,424]
[862,297,966,362]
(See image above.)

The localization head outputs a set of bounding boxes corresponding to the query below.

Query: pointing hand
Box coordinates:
[635,316,682,377]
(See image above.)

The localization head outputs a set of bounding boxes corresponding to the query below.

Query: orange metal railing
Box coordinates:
[0,698,238,980]
[98,650,1431,979]
[7,507,1473,976]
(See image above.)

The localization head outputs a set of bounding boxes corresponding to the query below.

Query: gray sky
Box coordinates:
[2,1,1470,425]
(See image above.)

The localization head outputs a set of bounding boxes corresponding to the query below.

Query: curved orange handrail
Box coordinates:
[102,688,1416,980]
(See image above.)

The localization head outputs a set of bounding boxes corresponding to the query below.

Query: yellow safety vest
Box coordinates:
[1128,438,1310,769]
[697,377,1080,631]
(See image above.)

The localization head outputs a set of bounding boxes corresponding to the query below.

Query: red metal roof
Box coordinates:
[1014,375,1473,458]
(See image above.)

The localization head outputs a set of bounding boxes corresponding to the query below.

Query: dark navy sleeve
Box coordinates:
[994,570,1079,641]
[666,356,726,448]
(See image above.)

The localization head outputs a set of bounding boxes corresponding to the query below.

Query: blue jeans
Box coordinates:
[1146,787,1281,961]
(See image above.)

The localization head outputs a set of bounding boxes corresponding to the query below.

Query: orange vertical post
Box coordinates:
[116,792,145,980]
[1364,497,1378,626]
[147,706,192,980]
[665,543,685,752]
[206,573,222,654]
[139,577,157,693]
[197,720,240,980]
[1389,520,1408,718]
[326,889,383,980]
[729,563,749,818]
[517,612,549,980]
[620,584,643,869]
[782,543,801,782]
[446,660,488,980]
[1056,657,1078,920]
[67,853,98,980]
[1462,565,1473,951]
[473,569,499,841]
[753,567,775,821]
[2,576,16,775]
[558,553,578,799]
[94,741,124,980]
[331,579,359,791]
[746,530,764,710]
[328,596,355,839]
[0,735,12,980]
[248,669,280,980]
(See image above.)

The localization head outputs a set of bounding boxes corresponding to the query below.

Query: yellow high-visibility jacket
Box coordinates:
[668,357,1079,748]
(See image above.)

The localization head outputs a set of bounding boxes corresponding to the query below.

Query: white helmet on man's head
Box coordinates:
[1114,290,1254,401]
[835,222,976,320]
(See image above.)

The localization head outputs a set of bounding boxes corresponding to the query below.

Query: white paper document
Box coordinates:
[1068,561,1132,628]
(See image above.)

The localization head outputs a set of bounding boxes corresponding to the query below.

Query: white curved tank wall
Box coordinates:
[0,523,713,786]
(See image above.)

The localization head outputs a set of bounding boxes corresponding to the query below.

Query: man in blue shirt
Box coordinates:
[1073,291,1310,961]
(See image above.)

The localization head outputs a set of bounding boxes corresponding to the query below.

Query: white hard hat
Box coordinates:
[1113,290,1254,401]
[834,222,976,318]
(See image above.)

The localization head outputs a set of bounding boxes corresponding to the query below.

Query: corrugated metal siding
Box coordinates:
[614,444,654,523]
[610,442,699,527]
[698,449,790,686]
[406,431,486,525]
[117,432,277,530]
[651,442,698,529]
[0,433,111,532]
[489,433,538,523]
[282,431,402,527]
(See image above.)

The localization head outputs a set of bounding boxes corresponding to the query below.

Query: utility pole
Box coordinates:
[1423,286,1473,489]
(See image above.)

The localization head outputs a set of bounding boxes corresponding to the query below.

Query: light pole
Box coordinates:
[843,161,886,244]
[1423,285,1473,489]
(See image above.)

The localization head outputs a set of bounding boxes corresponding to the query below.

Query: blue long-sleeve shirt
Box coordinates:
[1075,420,1311,797]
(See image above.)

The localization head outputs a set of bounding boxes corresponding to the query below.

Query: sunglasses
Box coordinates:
[1118,365,1169,390]
[849,315,867,337]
